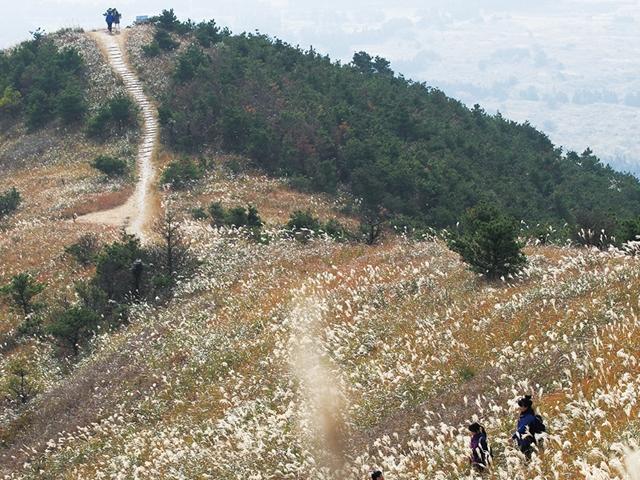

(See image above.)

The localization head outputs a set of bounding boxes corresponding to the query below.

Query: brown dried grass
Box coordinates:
[59,186,134,218]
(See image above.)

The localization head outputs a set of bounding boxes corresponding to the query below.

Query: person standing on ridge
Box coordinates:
[105,9,114,34]
[113,9,122,33]
[512,395,546,459]
[468,422,491,472]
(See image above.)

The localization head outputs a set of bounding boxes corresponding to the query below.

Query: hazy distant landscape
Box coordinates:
[385,1,640,175]
[283,0,640,174]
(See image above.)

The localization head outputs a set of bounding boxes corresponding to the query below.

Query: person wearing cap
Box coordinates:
[512,395,545,459]
[371,470,384,480]
[468,422,491,471]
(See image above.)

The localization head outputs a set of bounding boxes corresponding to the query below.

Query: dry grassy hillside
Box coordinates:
[2,217,640,478]
[1,27,640,480]
[0,29,140,339]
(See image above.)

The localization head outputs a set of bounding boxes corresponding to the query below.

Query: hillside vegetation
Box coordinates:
[1,17,640,480]
[0,29,140,226]
[0,31,87,129]
[148,14,640,233]
[2,223,640,479]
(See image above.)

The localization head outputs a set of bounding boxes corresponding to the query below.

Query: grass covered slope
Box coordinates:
[0,29,139,231]
[0,30,137,344]
[147,18,640,229]
[2,19,640,480]
[1,224,640,478]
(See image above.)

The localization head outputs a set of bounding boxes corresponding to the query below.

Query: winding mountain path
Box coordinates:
[79,31,159,243]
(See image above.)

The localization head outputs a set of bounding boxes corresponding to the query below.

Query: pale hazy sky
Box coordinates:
[0,0,576,53]
[3,1,640,173]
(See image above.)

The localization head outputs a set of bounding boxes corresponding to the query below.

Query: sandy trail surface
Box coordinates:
[78,30,159,243]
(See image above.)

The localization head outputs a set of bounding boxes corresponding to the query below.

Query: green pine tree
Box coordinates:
[449,204,527,279]
[47,306,100,356]
[1,272,45,317]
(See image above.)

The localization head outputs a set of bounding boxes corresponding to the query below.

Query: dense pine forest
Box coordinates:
[0,30,87,129]
[152,12,640,234]
[0,30,137,150]
[3,14,640,238]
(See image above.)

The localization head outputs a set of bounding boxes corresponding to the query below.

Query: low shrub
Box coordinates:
[0,272,45,317]
[289,175,313,192]
[458,366,476,382]
[618,217,640,245]
[142,42,161,57]
[286,209,321,233]
[208,202,263,230]
[16,316,44,338]
[0,86,22,113]
[56,85,87,124]
[74,281,127,328]
[161,159,203,188]
[155,29,178,51]
[323,218,350,241]
[448,203,527,279]
[226,157,243,175]
[174,45,209,83]
[86,95,137,139]
[155,8,181,31]
[191,206,208,220]
[65,234,100,266]
[285,210,352,242]
[1,357,41,406]
[194,19,229,47]
[86,108,111,138]
[25,88,53,128]
[208,202,226,226]
[92,155,128,176]
[0,187,21,218]
[225,206,249,227]
[1,37,87,130]
[47,306,100,356]
[286,209,322,243]
[94,233,147,302]
[108,95,136,126]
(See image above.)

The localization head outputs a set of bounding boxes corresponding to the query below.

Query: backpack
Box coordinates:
[477,434,493,466]
[531,414,546,435]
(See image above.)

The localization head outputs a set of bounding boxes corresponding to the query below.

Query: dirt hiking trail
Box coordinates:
[78,30,159,243]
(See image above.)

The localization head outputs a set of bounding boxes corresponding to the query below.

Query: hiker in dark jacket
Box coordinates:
[113,9,121,33]
[512,395,545,459]
[468,422,491,471]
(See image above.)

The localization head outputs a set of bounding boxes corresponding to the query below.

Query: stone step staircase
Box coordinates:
[78,32,159,242]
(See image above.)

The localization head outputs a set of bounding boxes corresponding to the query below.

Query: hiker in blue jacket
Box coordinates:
[512,395,545,459]
[105,9,115,33]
